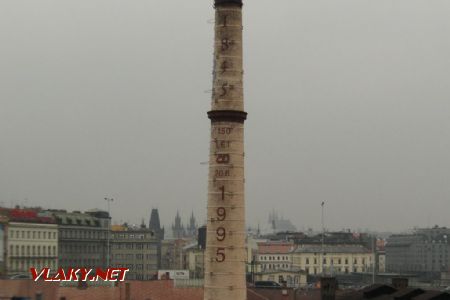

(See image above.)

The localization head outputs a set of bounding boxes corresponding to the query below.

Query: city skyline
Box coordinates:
[1,0,450,232]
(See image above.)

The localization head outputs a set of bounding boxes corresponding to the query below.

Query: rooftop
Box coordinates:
[294,244,371,254]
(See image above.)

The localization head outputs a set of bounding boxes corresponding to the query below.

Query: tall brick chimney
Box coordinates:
[203,1,247,300]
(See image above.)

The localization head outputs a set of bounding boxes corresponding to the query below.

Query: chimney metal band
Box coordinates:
[208,110,247,123]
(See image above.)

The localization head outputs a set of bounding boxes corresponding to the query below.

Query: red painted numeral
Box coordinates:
[216,154,230,164]
[217,207,226,221]
[216,247,225,262]
[216,227,226,241]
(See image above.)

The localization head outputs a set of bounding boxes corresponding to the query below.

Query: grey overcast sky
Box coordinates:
[1,0,450,232]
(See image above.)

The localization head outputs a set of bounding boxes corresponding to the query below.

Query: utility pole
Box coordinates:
[372,236,376,284]
[321,201,325,275]
[104,197,114,268]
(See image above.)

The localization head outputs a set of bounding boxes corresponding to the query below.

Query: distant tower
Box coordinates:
[204,0,247,299]
[187,211,198,237]
[172,211,185,238]
[149,208,164,239]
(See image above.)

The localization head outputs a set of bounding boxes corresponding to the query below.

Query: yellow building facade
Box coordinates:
[292,244,373,275]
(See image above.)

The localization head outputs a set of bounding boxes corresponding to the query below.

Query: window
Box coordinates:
[306,258,309,265]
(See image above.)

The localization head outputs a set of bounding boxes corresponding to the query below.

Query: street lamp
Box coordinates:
[321,201,325,275]
[104,197,114,268]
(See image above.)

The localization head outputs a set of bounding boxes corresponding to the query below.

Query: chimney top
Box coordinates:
[215,0,243,7]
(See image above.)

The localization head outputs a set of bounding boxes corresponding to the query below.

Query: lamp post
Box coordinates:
[104,197,114,268]
[321,201,325,275]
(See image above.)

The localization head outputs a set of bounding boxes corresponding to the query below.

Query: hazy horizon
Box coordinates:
[1,0,450,232]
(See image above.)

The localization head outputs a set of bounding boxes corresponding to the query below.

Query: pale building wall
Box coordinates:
[292,251,373,275]
[6,222,58,275]
[111,229,160,280]
[258,253,292,272]
[186,249,204,279]
[0,223,5,273]
[247,237,267,273]
[378,253,386,273]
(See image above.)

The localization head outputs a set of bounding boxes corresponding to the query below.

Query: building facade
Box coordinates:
[161,239,189,270]
[386,226,450,276]
[292,244,373,275]
[0,216,6,275]
[183,243,205,279]
[5,209,58,275]
[377,251,386,273]
[48,209,109,269]
[111,224,162,280]
[256,241,295,272]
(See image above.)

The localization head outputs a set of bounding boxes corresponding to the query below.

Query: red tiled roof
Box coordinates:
[257,242,296,254]
[0,280,203,300]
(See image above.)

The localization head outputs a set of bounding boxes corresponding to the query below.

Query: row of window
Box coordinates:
[112,253,156,260]
[111,233,154,239]
[261,264,290,270]
[9,230,57,240]
[60,258,102,267]
[304,266,365,275]
[58,218,100,227]
[8,258,57,272]
[113,263,157,271]
[9,244,57,257]
[259,255,289,261]
[61,244,104,253]
[61,230,107,240]
[112,243,156,250]
[302,257,368,265]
